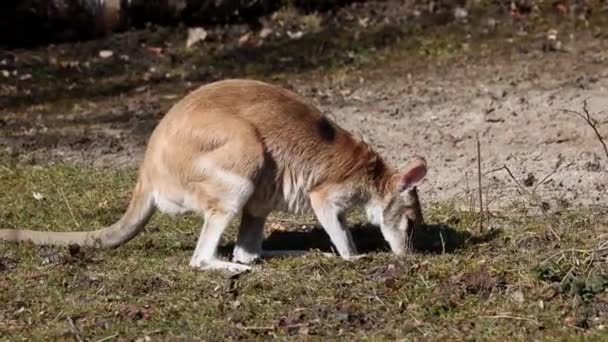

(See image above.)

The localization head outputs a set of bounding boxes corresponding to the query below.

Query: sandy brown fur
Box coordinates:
[0,79,427,272]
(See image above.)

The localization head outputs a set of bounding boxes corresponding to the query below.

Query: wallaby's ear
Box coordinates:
[392,157,427,193]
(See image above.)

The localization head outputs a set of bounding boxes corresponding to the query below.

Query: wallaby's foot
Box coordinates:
[342,254,369,262]
[190,259,253,273]
[261,250,336,259]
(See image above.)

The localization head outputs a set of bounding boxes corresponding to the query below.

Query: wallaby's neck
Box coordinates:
[349,143,395,203]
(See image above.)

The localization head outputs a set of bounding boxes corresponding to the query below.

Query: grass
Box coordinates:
[2,155,608,341]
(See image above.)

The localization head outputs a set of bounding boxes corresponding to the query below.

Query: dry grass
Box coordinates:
[2,155,608,340]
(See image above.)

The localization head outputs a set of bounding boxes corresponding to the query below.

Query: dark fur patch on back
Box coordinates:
[317,117,336,142]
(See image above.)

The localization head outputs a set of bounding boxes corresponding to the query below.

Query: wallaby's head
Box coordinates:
[365,157,427,253]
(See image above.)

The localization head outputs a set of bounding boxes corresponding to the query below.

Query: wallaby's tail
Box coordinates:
[0,178,155,248]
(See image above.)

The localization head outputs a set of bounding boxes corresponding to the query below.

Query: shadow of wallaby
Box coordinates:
[220,223,500,257]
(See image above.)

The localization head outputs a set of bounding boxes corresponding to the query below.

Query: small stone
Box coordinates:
[238,32,252,45]
[287,31,304,40]
[259,28,273,39]
[511,290,525,304]
[523,173,536,187]
[564,316,577,326]
[186,27,208,48]
[454,7,468,20]
[547,29,558,41]
[99,50,114,59]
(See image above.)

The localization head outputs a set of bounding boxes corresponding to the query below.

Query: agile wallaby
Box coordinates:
[0,79,427,272]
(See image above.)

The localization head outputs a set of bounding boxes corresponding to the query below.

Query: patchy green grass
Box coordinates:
[2,156,608,341]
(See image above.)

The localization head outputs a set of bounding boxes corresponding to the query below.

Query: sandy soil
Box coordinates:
[322,39,608,210]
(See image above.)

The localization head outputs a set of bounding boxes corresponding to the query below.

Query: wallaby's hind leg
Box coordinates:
[189,210,251,272]
[232,212,267,264]
[188,177,256,272]
[182,118,263,272]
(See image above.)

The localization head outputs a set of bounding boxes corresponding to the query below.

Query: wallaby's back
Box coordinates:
[145,79,385,214]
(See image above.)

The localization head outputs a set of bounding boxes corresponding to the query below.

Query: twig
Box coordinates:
[95,333,119,342]
[405,312,427,335]
[419,275,431,288]
[59,187,80,228]
[52,310,65,323]
[532,155,565,195]
[238,325,275,331]
[561,99,608,160]
[502,164,561,240]
[541,241,608,285]
[540,245,608,264]
[0,164,13,174]
[583,250,597,281]
[477,134,484,233]
[439,230,446,255]
[560,265,577,285]
[95,285,106,295]
[464,171,474,213]
[66,316,84,342]
[482,314,540,325]
[502,164,532,198]
[371,292,388,308]
[237,323,309,331]
[483,166,505,176]
[583,241,608,278]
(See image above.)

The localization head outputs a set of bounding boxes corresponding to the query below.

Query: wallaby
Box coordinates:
[0,79,427,272]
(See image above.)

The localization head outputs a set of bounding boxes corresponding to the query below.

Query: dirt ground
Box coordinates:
[1,1,607,211]
[333,38,608,210]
